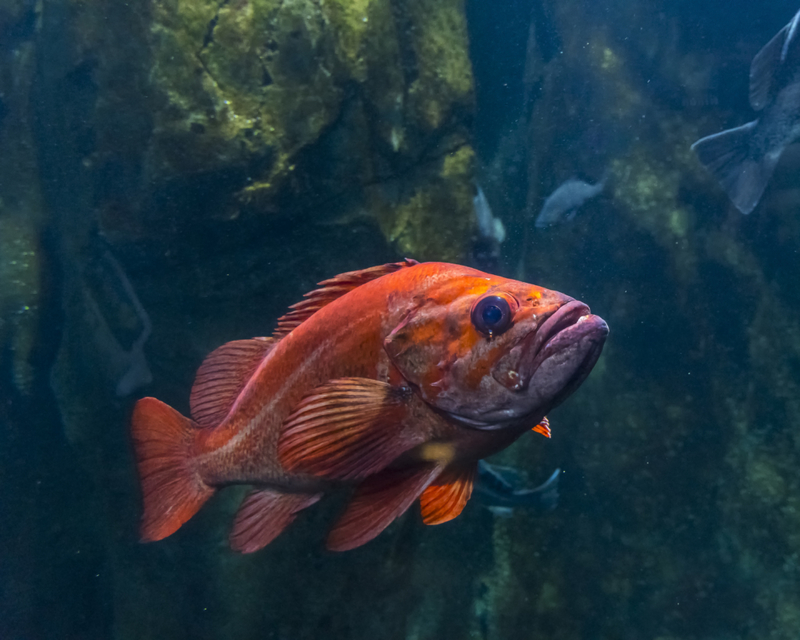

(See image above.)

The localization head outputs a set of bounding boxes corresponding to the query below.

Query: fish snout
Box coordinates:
[492,300,606,397]
[524,311,608,408]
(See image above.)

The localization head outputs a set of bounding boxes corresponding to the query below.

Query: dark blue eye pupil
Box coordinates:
[471,294,513,337]
[482,305,503,326]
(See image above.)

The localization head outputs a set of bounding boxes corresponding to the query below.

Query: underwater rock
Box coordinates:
[0,4,47,397]
[477,2,800,640]
[50,0,476,261]
[25,0,479,637]
[365,145,477,262]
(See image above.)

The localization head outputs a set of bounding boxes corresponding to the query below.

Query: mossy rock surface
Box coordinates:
[55,0,476,261]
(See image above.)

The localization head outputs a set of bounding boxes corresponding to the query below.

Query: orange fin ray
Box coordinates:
[532,417,551,438]
[229,489,322,554]
[272,259,418,338]
[326,464,443,552]
[190,337,275,427]
[131,398,215,541]
[420,463,477,525]
[278,378,424,481]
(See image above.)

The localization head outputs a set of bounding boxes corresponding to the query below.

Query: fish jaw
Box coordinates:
[454,303,608,429]
[497,300,592,388]
[520,311,608,414]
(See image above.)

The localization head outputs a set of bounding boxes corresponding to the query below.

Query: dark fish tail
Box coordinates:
[131,397,215,542]
[691,121,783,215]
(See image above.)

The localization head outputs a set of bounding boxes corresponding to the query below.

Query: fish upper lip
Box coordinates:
[521,300,591,377]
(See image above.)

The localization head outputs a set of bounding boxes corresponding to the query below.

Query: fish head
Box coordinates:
[384,270,608,430]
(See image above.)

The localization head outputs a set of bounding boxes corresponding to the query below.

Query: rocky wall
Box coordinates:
[4,0,800,638]
[2,0,479,637]
[475,1,800,639]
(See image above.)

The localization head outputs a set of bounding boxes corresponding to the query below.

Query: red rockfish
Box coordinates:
[131,260,608,552]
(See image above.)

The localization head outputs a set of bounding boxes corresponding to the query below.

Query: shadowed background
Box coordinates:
[1,0,800,638]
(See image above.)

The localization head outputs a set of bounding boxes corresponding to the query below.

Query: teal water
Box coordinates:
[2,1,800,638]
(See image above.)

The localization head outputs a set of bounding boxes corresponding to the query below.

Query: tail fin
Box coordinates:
[691,121,782,215]
[131,397,215,542]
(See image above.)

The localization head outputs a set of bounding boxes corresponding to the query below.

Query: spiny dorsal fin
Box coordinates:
[190,337,275,427]
[272,259,419,338]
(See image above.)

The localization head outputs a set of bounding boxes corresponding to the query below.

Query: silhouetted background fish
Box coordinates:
[534,174,608,228]
[473,463,561,516]
[692,7,800,214]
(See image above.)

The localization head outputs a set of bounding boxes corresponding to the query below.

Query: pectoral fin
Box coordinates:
[420,463,477,525]
[532,417,551,438]
[326,464,443,551]
[277,378,425,481]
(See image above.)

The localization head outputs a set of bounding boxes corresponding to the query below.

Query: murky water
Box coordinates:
[2,0,800,638]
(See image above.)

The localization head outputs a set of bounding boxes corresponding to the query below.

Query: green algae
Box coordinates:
[406,0,474,131]
[114,0,475,259]
[368,145,475,262]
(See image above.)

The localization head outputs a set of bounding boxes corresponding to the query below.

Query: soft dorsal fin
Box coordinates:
[419,463,476,525]
[272,259,419,338]
[190,337,275,427]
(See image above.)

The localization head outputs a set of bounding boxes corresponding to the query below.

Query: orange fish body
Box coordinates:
[131,261,608,552]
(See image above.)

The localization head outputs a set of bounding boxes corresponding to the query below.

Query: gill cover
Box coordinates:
[383,289,523,425]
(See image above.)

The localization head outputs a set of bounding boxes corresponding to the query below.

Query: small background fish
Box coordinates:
[470,184,507,271]
[474,462,561,517]
[535,174,608,228]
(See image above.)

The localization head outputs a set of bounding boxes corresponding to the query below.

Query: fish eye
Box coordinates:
[471,295,513,338]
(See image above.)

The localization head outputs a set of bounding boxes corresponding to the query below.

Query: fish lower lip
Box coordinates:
[525,314,608,407]
[519,300,591,379]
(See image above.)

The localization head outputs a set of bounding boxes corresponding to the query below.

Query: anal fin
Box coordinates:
[326,464,442,552]
[229,489,322,553]
[420,463,477,525]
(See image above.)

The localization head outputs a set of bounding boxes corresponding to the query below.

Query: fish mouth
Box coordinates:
[519,300,596,382]
[519,302,608,407]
